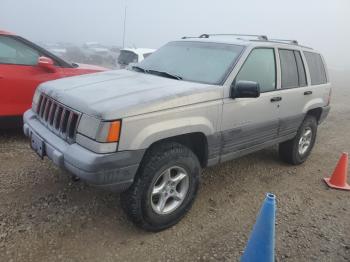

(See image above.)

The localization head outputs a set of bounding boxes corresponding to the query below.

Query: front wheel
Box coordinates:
[279,115,318,165]
[120,142,201,231]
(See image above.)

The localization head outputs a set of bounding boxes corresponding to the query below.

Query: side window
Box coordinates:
[118,50,138,65]
[294,51,307,87]
[235,48,276,92]
[0,36,39,66]
[304,51,327,85]
[279,49,299,88]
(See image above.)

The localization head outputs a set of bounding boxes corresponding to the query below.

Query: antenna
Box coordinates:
[122,3,127,48]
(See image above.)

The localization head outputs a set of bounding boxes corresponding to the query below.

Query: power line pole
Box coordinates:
[122,4,127,48]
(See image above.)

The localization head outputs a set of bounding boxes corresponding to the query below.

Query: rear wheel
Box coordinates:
[120,142,201,231]
[279,115,318,165]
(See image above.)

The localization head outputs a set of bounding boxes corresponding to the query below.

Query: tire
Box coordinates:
[120,142,201,231]
[279,115,318,165]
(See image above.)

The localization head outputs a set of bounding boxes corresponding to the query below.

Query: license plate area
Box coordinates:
[30,132,46,159]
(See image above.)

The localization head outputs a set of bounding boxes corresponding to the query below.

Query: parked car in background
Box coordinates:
[117,48,155,68]
[0,30,107,126]
[82,42,117,66]
[83,42,110,54]
[23,34,331,231]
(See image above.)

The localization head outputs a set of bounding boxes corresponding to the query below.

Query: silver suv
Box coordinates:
[24,34,331,231]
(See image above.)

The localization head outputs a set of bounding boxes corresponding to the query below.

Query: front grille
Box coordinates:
[36,93,81,143]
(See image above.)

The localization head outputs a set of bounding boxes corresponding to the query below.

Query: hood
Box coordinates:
[39,69,222,120]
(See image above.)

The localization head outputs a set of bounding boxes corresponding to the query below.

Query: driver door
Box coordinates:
[220,47,281,162]
[0,35,63,116]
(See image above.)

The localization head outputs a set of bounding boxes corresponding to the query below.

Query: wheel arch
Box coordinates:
[305,107,323,123]
[141,132,209,168]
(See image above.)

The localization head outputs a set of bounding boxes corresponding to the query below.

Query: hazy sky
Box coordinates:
[1,0,349,69]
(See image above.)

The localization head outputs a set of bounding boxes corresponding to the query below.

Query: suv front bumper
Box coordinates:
[23,110,144,192]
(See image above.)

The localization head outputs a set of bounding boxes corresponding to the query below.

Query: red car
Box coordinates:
[0,30,107,126]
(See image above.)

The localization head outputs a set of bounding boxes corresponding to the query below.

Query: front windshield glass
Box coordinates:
[137,41,244,84]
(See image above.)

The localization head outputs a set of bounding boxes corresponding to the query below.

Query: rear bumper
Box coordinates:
[319,105,331,124]
[23,110,145,192]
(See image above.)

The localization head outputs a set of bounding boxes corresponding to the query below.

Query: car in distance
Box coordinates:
[82,42,117,66]
[117,48,155,68]
[23,34,331,231]
[0,30,107,126]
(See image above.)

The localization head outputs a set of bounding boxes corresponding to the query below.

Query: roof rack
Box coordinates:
[266,39,312,49]
[182,33,268,41]
[269,39,298,45]
[180,34,312,49]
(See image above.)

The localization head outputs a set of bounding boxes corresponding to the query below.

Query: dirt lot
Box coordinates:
[1,72,349,262]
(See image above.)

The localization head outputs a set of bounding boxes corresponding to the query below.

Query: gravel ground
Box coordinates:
[1,72,349,262]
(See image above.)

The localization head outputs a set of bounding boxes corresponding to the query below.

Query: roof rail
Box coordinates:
[181,36,200,39]
[180,34,312,48]
[182,33,268,41]
[269,39,298,45]
[202,34,268,41]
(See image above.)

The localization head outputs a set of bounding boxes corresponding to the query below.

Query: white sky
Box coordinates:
[1,0,349,69]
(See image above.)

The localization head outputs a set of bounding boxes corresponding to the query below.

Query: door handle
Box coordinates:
[270,96,282,102]
[304,91,313,95]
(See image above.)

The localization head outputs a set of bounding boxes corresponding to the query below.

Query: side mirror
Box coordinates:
[38,56,56,73]
[230,80,260,98]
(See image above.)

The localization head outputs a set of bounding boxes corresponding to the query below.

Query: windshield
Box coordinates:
[118,50,138,65]
[137,41,244,85]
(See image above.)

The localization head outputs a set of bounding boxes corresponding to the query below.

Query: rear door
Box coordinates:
[275,49,310,138]
[221,47,281,161]
[276,49,330,139]
[303,51,331,107]
[0,35,64,116]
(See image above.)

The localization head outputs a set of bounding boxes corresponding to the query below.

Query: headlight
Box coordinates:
[76,116,122,153]
[96,120,122,142]
[33,89,41,104]
[32,89,41,112]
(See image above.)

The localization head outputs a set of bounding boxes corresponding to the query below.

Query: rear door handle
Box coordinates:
[304,91,313,95]
[270,96,282,102]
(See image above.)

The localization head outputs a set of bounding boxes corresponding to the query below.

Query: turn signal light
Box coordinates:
[106,121,121,142]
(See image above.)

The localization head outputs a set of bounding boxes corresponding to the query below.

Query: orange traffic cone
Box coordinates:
[323,152,350,191]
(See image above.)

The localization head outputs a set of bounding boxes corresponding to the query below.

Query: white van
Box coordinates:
[117,48,155,68]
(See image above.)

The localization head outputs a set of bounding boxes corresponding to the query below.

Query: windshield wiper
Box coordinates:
[132,65,147,73]
[147,69,183,80]
[132,66,182,80]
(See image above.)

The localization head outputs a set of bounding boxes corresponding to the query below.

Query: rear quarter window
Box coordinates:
[304,51,327,85]
[118,50,138,65]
